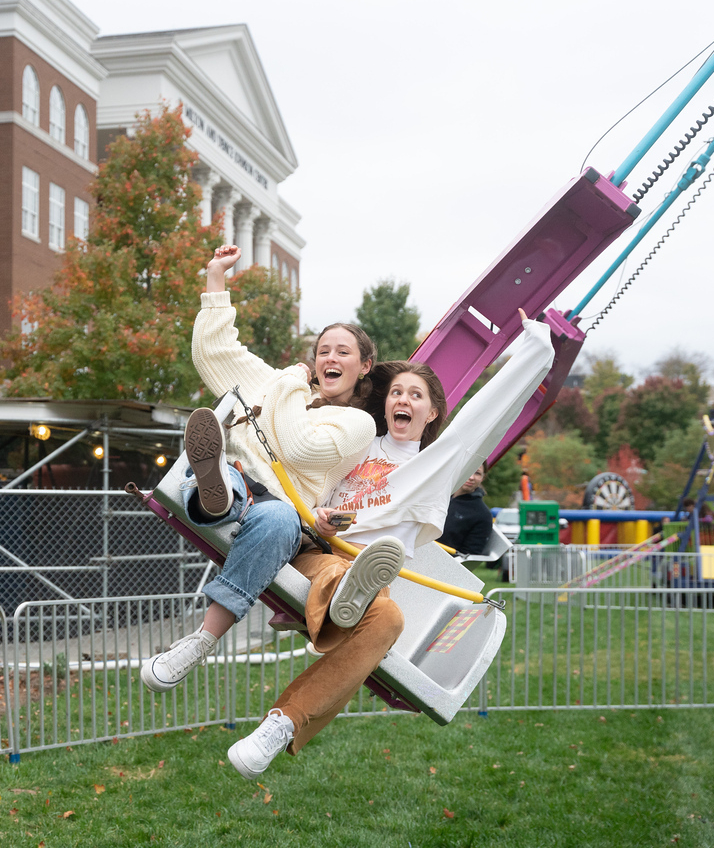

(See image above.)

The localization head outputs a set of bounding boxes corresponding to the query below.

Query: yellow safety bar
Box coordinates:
[272,461,485,605]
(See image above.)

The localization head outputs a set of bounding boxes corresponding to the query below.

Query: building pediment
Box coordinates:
[93,24,297,181]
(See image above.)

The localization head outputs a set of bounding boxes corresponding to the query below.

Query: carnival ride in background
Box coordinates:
[132,45,714,722]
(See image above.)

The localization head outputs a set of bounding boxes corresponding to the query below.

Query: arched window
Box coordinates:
[282,261,289,282]
[74,104,89,159]
[49,86,65,144]
[291,268,298,292]
[271,253,279,272]
[22,65,40,126]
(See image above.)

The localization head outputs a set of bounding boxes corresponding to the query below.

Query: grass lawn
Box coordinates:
[3,706,714,847]
[4,564,714,846]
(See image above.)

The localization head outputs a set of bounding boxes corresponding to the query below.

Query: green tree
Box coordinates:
[523,430,599,507]
[1,105,299,405]
[652,348,711,406]
[638,419,707,508]
[581,353,633,412]
[227,266,301,369]
[607,376,701,465]
[592,387,627,462]
[356,278,420,361]
[484,449,522,508]
[543,386,598,442]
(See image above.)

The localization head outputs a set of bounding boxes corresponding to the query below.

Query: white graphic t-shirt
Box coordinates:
[320,318,556,559]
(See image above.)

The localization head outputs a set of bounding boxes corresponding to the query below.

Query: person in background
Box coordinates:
[437,464,492,557]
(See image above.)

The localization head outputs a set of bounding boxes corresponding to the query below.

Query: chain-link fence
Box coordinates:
[0,490,212,634]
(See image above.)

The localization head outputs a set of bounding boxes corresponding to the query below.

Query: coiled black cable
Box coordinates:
[586,167,714,334]
[631,106,714,202]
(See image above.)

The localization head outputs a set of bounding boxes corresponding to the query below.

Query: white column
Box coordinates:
[253,216,275,269]
[194,170,221,226]
[235,202,261,269]
[215,186,241,243]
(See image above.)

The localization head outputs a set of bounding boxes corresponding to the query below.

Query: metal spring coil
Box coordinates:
[632,106,714,202]
[587,168,714,333]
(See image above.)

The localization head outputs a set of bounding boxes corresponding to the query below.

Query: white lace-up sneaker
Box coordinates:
[329,536,406,629]
[185,407,233,518]
[228,709,294,779]
[140,628,218,693]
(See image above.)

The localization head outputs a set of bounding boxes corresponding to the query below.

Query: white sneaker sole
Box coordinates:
[185,408,232,517]
[329,536,405,629]
[140,657,179,693]
[227,740,264,780]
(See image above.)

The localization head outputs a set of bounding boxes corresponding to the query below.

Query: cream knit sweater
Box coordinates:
[191,291,376,508]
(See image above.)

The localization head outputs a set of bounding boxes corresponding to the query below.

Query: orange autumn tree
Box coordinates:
[1,104,299,405]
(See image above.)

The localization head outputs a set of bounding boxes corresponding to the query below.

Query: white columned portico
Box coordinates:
[215,186,241,243]
[195,170,221,226]
[235,202,261,269]
[254,216,275,269]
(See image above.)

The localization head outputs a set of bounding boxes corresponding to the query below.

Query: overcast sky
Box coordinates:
[74,0,714,380]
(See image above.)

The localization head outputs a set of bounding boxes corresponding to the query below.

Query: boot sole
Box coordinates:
[185,408,232,517]
[329,537,405,628]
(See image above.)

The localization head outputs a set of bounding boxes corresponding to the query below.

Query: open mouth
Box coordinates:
[392,409,412,430]
[324,368,343,379]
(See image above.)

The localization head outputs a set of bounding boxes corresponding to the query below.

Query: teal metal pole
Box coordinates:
[612,49,714,187]
[570,140,714,318]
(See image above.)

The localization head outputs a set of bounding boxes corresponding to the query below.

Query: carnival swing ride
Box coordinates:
[129,42,714,723]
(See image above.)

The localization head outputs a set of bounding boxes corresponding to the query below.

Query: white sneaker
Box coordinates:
[185,407,233,518]
[329,536,405,628]
[228,709,294,779]
[140,628,218,693]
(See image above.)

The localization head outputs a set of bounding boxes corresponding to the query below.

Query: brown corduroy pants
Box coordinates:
[270,546,405,754]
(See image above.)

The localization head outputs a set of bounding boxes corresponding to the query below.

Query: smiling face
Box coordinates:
[385,372,438,443]
[314,327,372,404]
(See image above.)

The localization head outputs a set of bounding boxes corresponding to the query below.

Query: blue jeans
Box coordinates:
[182,466,302,621]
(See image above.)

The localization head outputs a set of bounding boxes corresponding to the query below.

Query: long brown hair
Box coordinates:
[234,323,377,425]
[361,360,447,450]
[308,322,377,406]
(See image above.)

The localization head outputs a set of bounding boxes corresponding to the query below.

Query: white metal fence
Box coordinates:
[2,486,713,760]
[509,544,699,591]
[3,583,714,759]
[477,586,714,714]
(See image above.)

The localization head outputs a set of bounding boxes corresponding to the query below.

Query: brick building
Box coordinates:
[0,0,103,338]
[0,0,304,341]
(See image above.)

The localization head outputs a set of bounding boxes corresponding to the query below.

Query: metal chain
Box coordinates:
[230,385,278,463]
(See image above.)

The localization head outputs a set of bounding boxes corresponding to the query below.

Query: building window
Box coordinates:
[271,253,279,272]
[291,268,298,292]
[49,86,66,143]
[74,105,89,159]
[74,197,89,240]
[22,65,40,126]
[22,167,40,238]
[282,261,289,282]
[49,183,65,250]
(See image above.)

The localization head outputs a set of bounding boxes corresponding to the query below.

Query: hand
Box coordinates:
[295,362,312,381]
[518,307,527,322]
[208,245,241,273]
[314,508,338,537]
[206,245,241,292]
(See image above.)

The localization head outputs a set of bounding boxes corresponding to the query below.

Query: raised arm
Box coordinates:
[192,246,277,406]
[427,311,554,494]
